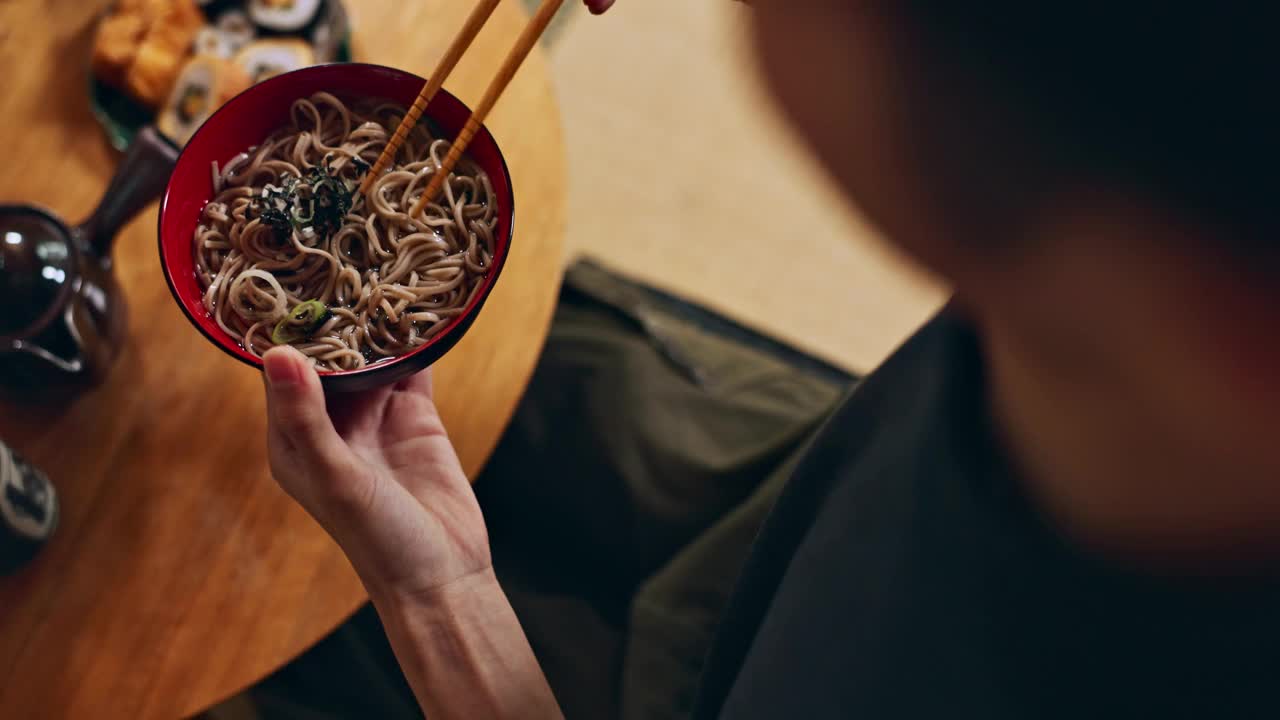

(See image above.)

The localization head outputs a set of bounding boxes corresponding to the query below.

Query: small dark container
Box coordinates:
[0,128,178,391]
[0,442,58,574]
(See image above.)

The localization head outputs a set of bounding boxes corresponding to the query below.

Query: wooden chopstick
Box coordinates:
[358,0,502,196]
[410,0,566,219]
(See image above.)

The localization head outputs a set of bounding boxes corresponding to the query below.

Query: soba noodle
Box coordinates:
[194,92,496,371]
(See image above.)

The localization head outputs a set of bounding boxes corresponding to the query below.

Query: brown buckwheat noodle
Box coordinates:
[194,92,496,372]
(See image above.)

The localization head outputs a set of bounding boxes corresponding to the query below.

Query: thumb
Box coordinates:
[263,346,345,468]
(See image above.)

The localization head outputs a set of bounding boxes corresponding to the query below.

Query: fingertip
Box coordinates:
[262,347,334,446]
[264,346,307,388]
[585,0,615,15]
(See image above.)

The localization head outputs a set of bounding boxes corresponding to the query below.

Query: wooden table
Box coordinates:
[0,1,566,717]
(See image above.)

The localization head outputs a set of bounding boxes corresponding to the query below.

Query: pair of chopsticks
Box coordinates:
[358,0,566,219]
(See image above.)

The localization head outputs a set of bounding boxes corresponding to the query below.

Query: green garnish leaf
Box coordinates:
[272,300,332,344]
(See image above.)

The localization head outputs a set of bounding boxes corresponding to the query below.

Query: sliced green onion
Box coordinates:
[271,300,331,344]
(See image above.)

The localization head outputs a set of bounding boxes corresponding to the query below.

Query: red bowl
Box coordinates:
[158,63,515,392]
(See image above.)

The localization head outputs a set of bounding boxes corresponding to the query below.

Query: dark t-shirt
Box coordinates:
[693,313,1278,719]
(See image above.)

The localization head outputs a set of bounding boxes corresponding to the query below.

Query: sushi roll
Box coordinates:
[309,0,349,63]
[157,55,249,145]
[233,38,315,85]
[215,10,256,54]
[193,27,233,58]
[248,0,322,33]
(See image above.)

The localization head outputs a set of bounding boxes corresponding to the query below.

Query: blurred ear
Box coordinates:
[958,185,1280,378]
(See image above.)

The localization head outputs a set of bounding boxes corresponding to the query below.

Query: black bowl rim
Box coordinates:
[157,62,516,387]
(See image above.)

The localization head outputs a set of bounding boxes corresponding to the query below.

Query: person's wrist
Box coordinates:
[365,565,562,719]
[365,565,502,620]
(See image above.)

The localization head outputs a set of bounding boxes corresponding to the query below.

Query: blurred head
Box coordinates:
[749,2,1280,480]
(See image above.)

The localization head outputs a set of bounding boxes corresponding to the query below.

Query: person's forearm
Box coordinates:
[366,569,564,720]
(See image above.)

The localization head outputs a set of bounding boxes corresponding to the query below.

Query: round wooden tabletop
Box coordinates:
[0,1,566,717]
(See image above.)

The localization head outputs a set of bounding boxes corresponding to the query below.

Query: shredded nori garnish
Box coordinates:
[250,156,354,244]
[258,207,293,242]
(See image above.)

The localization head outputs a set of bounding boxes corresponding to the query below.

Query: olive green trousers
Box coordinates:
[230,259,854,720]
